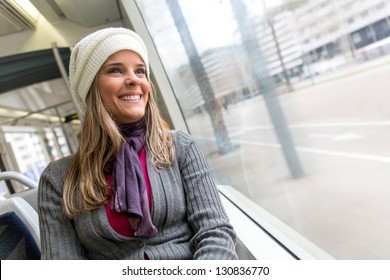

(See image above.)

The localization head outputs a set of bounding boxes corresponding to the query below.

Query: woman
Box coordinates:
[38,27,237,260]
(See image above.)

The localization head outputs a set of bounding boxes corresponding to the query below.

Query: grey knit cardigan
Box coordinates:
[38,130,238,259]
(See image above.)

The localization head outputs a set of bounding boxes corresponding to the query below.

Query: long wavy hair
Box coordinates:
[62,78,174,218]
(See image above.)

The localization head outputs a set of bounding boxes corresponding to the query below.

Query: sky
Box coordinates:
[179,0,285,52]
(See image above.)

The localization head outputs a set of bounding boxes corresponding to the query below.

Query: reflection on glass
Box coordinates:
[136,0,390,259]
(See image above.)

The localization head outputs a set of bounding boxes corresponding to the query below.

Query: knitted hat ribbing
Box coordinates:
[69,27,149,115]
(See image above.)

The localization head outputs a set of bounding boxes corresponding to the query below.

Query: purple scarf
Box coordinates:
[105,118,157,237]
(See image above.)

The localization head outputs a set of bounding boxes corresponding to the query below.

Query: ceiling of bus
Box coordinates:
[0,0,121,126]
[0,0,121,36]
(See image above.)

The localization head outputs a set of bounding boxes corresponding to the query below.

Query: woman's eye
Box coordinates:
[107,67,123,74]
[135,68,146,75]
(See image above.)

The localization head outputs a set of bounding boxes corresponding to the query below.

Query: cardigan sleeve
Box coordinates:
[38,158,87,259]
[175,131,238,260]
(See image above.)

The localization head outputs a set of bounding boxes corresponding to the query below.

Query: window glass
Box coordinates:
[136,0,390,259]
[2,126,71,183]
[4,131,48,182]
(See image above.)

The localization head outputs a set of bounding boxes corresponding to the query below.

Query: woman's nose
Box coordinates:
[125,73,141,86]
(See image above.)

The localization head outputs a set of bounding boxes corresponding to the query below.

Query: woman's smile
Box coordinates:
[119,94,141,101]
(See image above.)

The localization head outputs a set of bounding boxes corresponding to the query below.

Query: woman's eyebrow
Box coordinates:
[101,62,123,69]
[101,62,145,68]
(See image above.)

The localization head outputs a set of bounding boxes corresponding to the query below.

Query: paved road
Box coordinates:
[186,60,390,259]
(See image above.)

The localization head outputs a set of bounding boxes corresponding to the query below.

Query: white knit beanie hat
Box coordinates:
[69,27,149,115]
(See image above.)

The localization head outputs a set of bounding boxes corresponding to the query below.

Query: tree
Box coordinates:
[166,0,234,154]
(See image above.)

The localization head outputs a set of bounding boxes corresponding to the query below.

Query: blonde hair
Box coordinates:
[63,79,174,218]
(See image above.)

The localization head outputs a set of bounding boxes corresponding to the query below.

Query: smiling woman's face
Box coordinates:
[98,50,150,124]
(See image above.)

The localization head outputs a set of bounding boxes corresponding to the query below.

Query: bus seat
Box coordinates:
[9,188,38,212]
[0,196,40,260]
[0,171,39,211]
